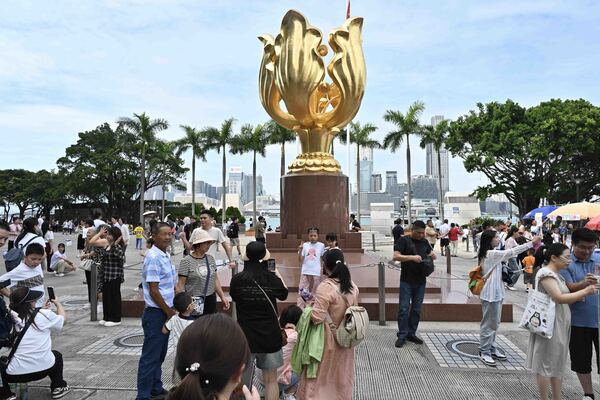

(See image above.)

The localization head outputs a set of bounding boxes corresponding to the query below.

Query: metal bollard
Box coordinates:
[446,246,452,274]
[231,261,239,321]
[90,265,98,321]
[372,233,376,252]
[378,262,386,326]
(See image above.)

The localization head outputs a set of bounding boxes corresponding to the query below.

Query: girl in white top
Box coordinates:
[13,217,45,256]
[477,229,541,367]
[0,287,70,400]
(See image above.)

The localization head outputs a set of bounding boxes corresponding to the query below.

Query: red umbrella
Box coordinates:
[585,215,600,230]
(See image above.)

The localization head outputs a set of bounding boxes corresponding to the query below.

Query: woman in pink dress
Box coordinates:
[297,249,359,400]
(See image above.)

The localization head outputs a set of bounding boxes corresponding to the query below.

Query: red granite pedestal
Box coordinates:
[266,173,363,252]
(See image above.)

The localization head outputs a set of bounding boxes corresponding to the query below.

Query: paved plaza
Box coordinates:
[14,233,600,399]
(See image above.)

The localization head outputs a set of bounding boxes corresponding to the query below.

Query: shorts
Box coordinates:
[243,349,284,386]
[229,237,240,246]
[523,272,533,284]
[440,238,450,248]
[569,326,600,374]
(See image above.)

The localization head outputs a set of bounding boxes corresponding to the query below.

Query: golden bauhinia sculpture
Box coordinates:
[258,10,366,174]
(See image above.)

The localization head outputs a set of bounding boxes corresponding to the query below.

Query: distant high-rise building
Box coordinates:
[385,171,398,193]
[385,171,397,193]
[371,173,382,192]
[425,115,450,197]
[228,167,244,200]
[359,160,373,193]
[411,175,439,200]
[242,175,264,205]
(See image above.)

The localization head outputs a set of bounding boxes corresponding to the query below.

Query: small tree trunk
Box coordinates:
[191,153,196,216]
[437,148,444,220]
[222,145,226,228]
[139,146,146,226]
[253,151,257,228]
[162,183,166,220]
[406,135,413,226]
[356,144,361,225]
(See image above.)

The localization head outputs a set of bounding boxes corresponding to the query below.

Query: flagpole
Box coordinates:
[346,0,352,220]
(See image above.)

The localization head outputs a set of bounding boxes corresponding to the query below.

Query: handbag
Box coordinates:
[79,258,95,272]
[405,237,435,276]
[519,289,556,339]
[0,308,40,370]
[253,280,287,347]
[325,281,369,348]
[190,256,211,316]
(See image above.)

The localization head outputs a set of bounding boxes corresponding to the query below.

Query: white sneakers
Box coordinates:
[98,320,106,325]
[104,321,121,327]
[479,353,496,367]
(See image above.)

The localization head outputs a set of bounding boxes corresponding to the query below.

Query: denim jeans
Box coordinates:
[507,257,521,287]
[479,300,502,356]
[397,281,426,339]
[137,307,170,400]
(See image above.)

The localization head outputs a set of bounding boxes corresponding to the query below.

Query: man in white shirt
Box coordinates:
[191,210,236,268]
[50,243,76,276]
[438,219,450,256]
[0,243,46,308]
[118,217,130,265]
[93,211,105,229]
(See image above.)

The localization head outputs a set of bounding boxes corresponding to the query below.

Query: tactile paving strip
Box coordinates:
[423,332,527,370]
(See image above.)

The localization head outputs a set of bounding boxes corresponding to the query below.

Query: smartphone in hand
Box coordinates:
[47,286,56,301]
[267,259,276,272]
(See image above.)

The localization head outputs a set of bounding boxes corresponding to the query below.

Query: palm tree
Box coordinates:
[230,123,270,227]
[117,112,169,226]
[152,140,178,219]
[175,126,207,216]
[338,122,381,224]
[203,118,236,227]
[419,119,450,220]
[383,101,426,226]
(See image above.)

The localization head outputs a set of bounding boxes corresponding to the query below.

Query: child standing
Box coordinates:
[522,249,536,292]
[162,292,195,383]
[133,223,145,250]
[297,228,325,306]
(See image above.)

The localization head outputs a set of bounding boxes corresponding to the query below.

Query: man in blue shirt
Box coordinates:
[136,222,177,400]
[561,228,600,400]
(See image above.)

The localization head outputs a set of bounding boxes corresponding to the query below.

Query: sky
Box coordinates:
[1,0,600,196]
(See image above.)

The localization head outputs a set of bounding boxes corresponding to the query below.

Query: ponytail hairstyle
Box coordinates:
[324,248,354,294]
[169,313,250,400]
[505,226,518,241]
[16,217,39,243]
[478,230,498,264]
[543,243,569,264]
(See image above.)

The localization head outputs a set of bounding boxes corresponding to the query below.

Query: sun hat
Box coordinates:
[242,241,271,262]
[190,229,216,246]
[12,288,44,305]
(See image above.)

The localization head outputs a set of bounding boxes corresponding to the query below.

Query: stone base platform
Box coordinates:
[122,251,512,322]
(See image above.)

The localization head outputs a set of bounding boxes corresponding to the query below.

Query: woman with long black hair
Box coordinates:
[478,229,541,367]
[297,248,358,400]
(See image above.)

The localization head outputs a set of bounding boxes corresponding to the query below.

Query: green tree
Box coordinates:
[419,119,450,220]
[445,99,600,214]
[117,112,169,225]
[267,120,296,178]
[204,118,236,227]
[338,122,380,224]
[383,101,426,226]
[0,169,36,218]
[231,123,269,226]
[30,170,70,218]
[151,140,180,220]
[175,126,208,217]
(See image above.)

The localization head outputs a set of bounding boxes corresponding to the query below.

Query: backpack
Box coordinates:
[0,296,16,348]
[468,264,494,296]
[226,224,236,238]
[4,235,39,272]
[326,282,369,348]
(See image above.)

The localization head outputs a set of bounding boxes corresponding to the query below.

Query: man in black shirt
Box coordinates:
[226,216,241,256]
[350,214,361,232]
[392,218,404,243]
[393,220,436,348]
[230,241,288,400]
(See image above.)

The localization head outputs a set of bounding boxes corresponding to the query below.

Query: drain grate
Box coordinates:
[114,334,145,348]
[63,299,89,306]
[446,339,506,359]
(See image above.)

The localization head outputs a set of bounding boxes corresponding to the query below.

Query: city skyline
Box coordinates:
[2,2,599,197]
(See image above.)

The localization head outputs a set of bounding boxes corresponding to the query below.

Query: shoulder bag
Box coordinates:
[190,256,211,316]
[253,280,287,346]
[324,280,369,348]
[404,237,435,276]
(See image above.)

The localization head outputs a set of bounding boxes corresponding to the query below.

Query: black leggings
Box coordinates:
[0,350,67,395]
[102,279,122,322]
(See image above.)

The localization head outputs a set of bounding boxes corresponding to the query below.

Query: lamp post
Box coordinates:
[575,178,581,202]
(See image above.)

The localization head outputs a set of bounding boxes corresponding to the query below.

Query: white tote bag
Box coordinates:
[519,289,556,339]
